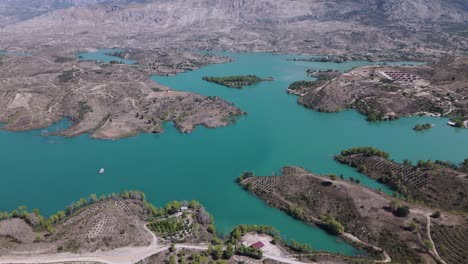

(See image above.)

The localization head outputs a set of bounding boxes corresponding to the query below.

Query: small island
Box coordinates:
[413,123,432,131]
[202,75,273,88]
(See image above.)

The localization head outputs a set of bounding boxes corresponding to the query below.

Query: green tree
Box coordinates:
[223,244,234,259]
[231,227,241,242]
[169,255,177,264]
[394,206,410,217]
[169,243,176,253]
[321,214,345,235]
[212,245,223,260]
[188,200,201,209]
[33,208,41,217]
[165,201,182,215]
[403,159,412,167]
[90,193,98,202]
[431,211,441,218]
[207,224,216,234]
[390,200,400,211]
[57,210,66,221]
[189,252,202,263]
[423,239,433,251]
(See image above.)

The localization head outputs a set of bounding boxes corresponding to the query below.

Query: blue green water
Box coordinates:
[78,48,136,64]
[0,51,31,56]
[1,51,467,255]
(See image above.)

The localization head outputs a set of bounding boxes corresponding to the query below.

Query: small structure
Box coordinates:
[180,206,188,212]
[448,121,457,127]
[250,241,265,249]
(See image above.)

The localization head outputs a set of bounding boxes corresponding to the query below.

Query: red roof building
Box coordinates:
[250,241,265,249]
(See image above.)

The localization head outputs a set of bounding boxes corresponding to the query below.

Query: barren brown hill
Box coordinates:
[0,0,467,54]
[0,195,151,255]
[292,57,468,125]
[0,51,243,139]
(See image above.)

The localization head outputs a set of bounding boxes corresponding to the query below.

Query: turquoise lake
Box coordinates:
[1,51,467,255]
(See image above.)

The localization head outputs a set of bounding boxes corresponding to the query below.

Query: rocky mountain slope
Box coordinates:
[0,0,466,53]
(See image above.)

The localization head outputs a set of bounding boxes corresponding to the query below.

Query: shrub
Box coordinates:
[207,224,216,234]
[236,171,254,183]
[320,214,345,235]
[423,239,433,250]
[223,244,234,259]
[165,201,182,215]
[417,160,436,170]
[394,205,411,217]
[287,240,313,253]
[235,245,263,259]
[430,211,441,218]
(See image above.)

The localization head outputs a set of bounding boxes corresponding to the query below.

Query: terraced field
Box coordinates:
[431,225,468,264]
[243,176,280,193]
[52,198,151,252]
[338,155,429,189]
[336,153,468,211]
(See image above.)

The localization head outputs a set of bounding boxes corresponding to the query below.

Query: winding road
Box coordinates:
[411,209,447,264]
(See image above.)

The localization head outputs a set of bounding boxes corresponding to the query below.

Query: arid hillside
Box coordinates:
[290,57,468,126]
[0,0,467,54]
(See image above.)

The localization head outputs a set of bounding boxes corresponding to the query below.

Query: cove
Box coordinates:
[1,51,468,256]
[78,48,136,64]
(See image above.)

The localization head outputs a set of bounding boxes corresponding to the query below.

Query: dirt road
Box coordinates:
[0,225,308,264]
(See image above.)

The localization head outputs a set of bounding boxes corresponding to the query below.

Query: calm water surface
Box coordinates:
[1,51,467,255]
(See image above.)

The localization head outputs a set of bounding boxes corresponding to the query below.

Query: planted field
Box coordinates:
[337,154,429,189]
[431,225,468,264]
[369,156,429,189]
[148,215,192,240]
[244,176,280,192]
[337,152,468,211]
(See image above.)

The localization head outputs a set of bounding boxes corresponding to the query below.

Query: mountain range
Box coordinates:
[0,0,467,53]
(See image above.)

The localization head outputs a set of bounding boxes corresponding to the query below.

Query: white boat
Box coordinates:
[99,168,105,174]
[447,121,456,126]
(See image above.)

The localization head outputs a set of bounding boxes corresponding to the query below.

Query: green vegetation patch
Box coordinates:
[319,214,345,235]
[413,123,432,131]
[340,147,390,159]
[202,75,267,88]
[288,80,319,90]
[53,56,75,63]
[235,245,263,259]
[77,101,93,120]
[58,69,80,83]
[148,215,191,239]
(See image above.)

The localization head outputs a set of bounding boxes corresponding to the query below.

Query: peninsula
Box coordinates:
[0,50,245,139]
[288,57,468,126]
